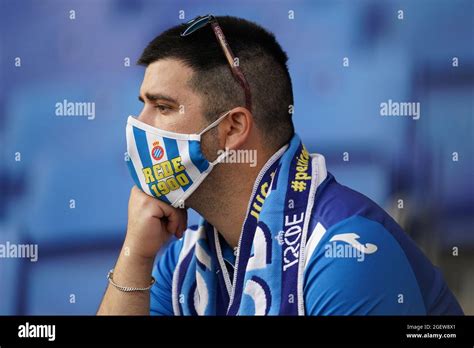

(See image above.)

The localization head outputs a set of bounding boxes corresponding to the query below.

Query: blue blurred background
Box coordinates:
[0,0,473,314]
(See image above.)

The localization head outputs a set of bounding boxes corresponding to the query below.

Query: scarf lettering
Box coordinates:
[283,212,304,271]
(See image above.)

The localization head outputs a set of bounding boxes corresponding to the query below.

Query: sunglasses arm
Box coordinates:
[210,22,252,112]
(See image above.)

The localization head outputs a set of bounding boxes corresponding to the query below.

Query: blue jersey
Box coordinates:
[150,172,463,315]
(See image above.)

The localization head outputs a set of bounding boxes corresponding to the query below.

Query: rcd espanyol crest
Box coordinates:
[151,141,164,161]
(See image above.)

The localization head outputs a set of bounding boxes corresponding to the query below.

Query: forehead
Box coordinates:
[140,59,200,105]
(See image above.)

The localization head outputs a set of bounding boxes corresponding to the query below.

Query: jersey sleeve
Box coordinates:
[303,215,427,315]
[150,238,183,316]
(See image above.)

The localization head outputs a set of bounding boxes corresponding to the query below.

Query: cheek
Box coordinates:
[200,128,221,162]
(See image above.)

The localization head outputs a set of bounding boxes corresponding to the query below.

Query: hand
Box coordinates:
[124,186,187,259]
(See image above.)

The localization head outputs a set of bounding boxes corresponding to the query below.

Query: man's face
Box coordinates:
[137,59,207,134]
[137,58,221,164]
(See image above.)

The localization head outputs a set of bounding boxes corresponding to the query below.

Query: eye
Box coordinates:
[154,104,172,113]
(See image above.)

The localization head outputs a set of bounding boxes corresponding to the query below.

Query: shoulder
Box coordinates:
[304,174,426,315]
[310,172,393,230]
[304,214,426,315]
[304,173,463,315]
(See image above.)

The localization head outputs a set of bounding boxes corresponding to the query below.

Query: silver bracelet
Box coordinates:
[107,269,155,292]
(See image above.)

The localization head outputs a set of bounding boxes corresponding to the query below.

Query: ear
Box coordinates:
[218,107,253,150]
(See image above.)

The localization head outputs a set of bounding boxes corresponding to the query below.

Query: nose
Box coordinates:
[137,106,155,126]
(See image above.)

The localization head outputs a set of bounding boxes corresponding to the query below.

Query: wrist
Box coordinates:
[122,235,162,262]
[112,245,156,290]
[107,268,155,292]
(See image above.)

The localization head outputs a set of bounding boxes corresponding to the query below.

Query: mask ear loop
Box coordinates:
[210,148,229,166]
[198,110,231,136]
[198,110,232,166]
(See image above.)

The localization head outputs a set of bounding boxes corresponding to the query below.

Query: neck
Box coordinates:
[188,148,277,248]
[191,165,256,248]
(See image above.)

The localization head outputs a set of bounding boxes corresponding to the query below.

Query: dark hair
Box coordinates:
[138,15,294,150]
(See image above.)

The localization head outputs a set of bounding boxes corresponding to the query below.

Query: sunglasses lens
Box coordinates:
[181,15,212,36]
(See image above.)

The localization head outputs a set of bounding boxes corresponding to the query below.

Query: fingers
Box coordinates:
[160,203,187,237]
[130,186,188,238]
[175,209,188,239]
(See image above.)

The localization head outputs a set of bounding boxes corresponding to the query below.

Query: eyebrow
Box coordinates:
[138,92,180,105]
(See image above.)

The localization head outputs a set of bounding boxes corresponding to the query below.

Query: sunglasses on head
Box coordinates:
[181,14,252,112]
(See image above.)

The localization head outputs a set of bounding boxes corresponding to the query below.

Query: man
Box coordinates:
[98,15,463,315]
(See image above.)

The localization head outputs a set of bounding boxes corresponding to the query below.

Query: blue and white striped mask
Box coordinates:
[126,111,230,207]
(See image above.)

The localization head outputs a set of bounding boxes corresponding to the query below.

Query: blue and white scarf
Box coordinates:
[171,135,320,315]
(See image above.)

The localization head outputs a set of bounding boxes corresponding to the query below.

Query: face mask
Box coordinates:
[125,111,230,208]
